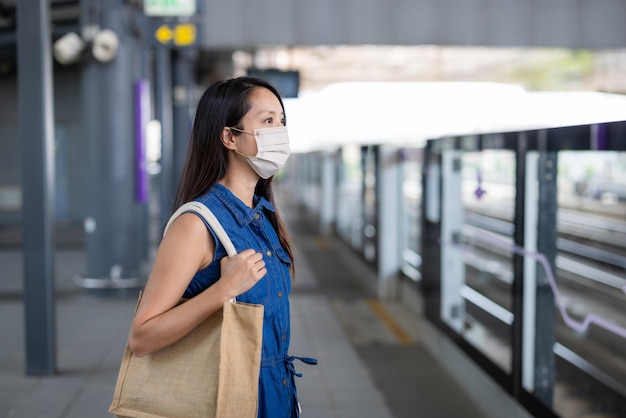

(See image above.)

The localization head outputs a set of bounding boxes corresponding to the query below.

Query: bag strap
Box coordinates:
[164,201,237,257]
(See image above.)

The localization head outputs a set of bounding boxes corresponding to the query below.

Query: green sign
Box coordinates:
[144,0,196,17]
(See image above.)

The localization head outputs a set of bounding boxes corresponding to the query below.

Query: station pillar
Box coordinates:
[17,0,57,375]
[440,147,466,333]
[319,150,336,236]
[79,0,149,287]
[172,48,196,189]
[377,145,402,299]
[533,133,557,404]
[155,46,174,230]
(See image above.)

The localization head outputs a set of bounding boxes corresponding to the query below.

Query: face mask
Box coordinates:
[231,126,291,179]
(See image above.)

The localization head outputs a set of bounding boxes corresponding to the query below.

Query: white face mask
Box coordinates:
[231,126,291,179]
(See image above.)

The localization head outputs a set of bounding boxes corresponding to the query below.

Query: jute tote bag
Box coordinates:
[109,201,264,418]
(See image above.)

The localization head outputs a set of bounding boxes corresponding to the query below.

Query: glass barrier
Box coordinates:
[362,146,378,264]
[428,128,626,418]
[400,148,423,282]
[440,149,516,372]
[336,144,363,249]
[550,150,626,418]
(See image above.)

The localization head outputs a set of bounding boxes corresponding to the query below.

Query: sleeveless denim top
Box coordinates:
[183,184,314,418]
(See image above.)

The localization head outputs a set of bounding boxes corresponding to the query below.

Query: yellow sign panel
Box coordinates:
[155,23,196,46]
[174,23,196,46]
[155,25,173,44]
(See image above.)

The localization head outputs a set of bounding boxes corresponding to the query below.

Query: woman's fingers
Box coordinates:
[219,249,267,296]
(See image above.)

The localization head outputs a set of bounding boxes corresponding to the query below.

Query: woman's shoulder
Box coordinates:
[191,186,238,226]
[193,186,222,208]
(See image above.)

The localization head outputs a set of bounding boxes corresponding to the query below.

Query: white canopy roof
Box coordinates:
[283,82,626,153]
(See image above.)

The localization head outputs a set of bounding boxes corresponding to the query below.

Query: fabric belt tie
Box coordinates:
[258,354,318,414]
[284,355,317,417]
[285,355,318,378]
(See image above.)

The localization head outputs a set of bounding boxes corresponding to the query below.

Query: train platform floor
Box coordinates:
[0,209,488,418]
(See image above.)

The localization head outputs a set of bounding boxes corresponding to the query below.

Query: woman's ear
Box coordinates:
[221,127,237,150]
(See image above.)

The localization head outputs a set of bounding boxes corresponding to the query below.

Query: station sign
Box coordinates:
[155,23,197,46]
[144,0,196,17]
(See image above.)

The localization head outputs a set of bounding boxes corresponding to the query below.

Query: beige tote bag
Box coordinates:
[109,201,264,418]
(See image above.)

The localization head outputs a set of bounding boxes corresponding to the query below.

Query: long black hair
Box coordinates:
[174,76,295,271]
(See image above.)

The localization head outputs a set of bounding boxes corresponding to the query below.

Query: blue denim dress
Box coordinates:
[183,184,315,418]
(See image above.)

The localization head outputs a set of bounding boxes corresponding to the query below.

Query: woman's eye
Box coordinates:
[263,117,285,126]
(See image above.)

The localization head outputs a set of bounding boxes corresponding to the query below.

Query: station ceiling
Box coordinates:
[1,0,625,56]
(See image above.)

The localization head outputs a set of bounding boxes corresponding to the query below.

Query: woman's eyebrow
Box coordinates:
[256,109,285,117]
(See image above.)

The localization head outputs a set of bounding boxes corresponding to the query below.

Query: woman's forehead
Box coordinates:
[247,88,284,115]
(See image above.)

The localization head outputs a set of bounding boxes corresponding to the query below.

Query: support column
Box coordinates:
[80,0,148,287]
[440,147,465,333]
[522,145,540,395]
[534,130,557,405]
[319,150,336,236]
[422,140,442,322]
[512,132,530,398]
[155,47,174,229]
[172,48,195,191]
[17,0,56,375]
[377,145,402,299]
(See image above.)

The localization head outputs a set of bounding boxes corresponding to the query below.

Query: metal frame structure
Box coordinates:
[422,121,626,417]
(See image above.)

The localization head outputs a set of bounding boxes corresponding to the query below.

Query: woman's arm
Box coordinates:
[128,213,266,357]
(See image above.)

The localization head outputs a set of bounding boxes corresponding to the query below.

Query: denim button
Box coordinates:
[278,291,283,298]
[266,250,272,257]
[282,379,287,386]
[282,334,286,341]
[253,213,260,220]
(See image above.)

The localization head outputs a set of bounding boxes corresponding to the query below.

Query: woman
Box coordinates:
[128,76,314,417]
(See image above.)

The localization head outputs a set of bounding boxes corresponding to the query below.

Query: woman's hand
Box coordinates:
[217,249,266,299]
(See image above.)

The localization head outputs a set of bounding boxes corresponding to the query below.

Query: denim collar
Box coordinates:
[213,183,275,227]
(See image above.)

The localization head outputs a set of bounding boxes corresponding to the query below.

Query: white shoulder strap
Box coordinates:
[164,201,237,257]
